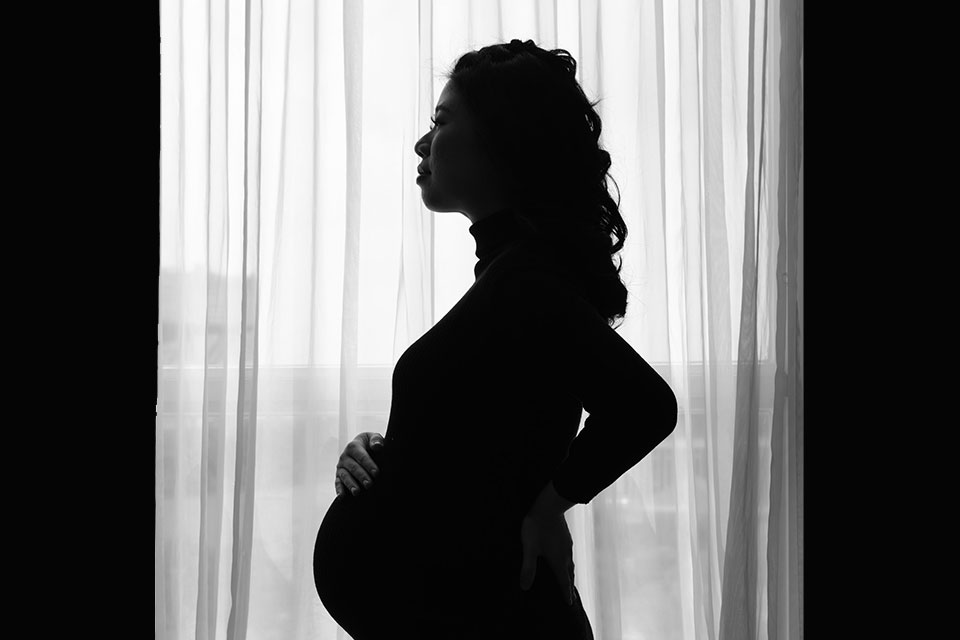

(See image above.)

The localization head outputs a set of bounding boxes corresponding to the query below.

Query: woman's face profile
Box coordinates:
[414,81,507,222]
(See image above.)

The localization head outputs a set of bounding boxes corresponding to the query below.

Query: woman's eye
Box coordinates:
[429,117,441,130]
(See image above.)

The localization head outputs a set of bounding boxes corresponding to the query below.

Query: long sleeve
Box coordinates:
[492,267,678,505]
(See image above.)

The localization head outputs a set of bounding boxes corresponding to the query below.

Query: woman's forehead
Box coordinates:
[436,84,459,113]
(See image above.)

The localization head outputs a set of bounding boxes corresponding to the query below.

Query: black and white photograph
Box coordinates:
[157,1,803,638]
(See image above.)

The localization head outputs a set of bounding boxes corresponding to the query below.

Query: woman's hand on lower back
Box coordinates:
[518,510,576,605]
[335,432,385,496]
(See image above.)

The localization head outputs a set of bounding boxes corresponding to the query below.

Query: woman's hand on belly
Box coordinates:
[335,432,385,496]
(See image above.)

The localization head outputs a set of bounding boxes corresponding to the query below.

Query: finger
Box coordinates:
[337,466,362,496]
[341,456,375,488]
[369,433,385,451]
[343,456,374,487]
[548,556,573,604]
[334,476,344,496]
[346,444,380,481]
[560,572,572,605]
[336,467,358,495]
[519,555,536,591]
[519,544,537,591]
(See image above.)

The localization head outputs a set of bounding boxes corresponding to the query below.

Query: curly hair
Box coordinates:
[441,38,629,329]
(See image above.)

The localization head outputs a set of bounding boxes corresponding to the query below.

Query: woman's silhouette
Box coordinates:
[313,39,678,639]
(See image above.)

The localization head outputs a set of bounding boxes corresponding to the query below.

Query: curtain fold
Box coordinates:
[767,0,803,637]
[225,0,262,638]
[194,0,230,637]
[719,0,766,636]
[158,1,802,639]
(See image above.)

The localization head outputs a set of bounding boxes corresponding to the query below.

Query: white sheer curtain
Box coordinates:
[157,1,803,639]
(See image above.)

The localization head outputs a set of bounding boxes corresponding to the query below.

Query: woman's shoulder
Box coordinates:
[489,239,596,321]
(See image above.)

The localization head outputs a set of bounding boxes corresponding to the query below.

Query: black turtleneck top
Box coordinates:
[315,206,677,632]
[382,206,676,509]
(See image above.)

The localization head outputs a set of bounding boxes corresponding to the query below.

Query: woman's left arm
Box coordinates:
[496,269,679,507]
[497,270,678,601]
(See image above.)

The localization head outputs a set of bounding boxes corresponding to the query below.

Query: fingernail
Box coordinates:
[363,480,371,488]
[351,487,359,495]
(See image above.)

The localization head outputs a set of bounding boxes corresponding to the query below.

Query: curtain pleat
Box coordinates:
[338,0,363,473]
[158,1,802,639]
[224,1,262,639]
[195,0,231,637]
[767,0,803,637]
[719,0,767,636]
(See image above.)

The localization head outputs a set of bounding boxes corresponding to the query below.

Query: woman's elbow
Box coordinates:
[660,389,679,438]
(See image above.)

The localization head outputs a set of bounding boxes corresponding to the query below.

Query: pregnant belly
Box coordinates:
[312,443,527,628]
[314,445,406,575]
[313,446,430,632]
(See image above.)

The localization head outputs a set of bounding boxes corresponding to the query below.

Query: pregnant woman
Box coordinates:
[314,39,678,639]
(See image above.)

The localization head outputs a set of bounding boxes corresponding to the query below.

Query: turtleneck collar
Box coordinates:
[467,206,531,279]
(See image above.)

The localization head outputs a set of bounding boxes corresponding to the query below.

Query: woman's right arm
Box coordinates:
[335,432,385,496]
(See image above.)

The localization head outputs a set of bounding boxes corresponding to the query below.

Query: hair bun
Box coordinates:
[507,38,537,52]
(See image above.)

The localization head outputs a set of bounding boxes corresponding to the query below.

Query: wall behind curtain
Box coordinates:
[157,1,802,639]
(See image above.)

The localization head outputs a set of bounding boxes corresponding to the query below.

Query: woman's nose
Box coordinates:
[414,130,433,156]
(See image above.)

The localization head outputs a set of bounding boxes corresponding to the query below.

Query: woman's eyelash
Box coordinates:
[429,116,440,129]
